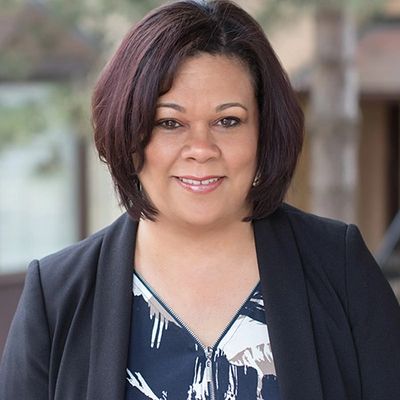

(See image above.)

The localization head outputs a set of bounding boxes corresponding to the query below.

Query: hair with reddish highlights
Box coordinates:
[92,0,304,222]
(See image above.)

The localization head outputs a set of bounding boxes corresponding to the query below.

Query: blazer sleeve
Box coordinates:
[346,224,400,399]
[0,260,50,400]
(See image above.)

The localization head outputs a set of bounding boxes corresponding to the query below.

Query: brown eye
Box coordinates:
[156,119,182,130]
[217,117,241,128]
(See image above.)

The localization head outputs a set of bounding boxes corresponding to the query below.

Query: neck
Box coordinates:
[134,216,255,275]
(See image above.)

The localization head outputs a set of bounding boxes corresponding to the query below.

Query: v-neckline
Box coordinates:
[133,270,261,351]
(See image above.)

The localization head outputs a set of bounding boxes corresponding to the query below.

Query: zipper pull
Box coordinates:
[205,346,213,381]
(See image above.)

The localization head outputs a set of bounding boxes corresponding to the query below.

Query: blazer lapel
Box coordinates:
[253,207,324,400]
[86,213,138,400]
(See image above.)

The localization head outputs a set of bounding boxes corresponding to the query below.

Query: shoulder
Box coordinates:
[279,202,348,235]
[22,212,136,332]
[274,203,367,303]
[277,203,374,262]
[274,204,397,321]
[37,224,107,289]
[257,201,359,267]
[40,229,106,272]
[277,203,352,255]
[32,212,135,299]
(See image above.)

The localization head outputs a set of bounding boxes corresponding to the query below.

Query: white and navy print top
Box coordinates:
[125,272,280,400]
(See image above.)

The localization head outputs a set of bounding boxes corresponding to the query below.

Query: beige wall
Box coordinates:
[286,98,392,252]
[358,100,390,251]
[286,97,311,212]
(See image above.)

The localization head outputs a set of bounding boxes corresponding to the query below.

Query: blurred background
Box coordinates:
[1,0,400,354]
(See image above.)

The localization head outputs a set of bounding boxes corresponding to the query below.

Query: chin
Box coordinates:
[173,206,244,229]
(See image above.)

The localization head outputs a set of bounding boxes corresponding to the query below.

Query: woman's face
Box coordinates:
[138,53,259,228]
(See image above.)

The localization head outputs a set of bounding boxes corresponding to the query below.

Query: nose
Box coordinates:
[181,125,221,163]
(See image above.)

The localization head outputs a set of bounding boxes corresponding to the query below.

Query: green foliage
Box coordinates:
[41,0,164,42]
[0,0,25,12]
[257,0,384,29]
[0,85,72,151]
[0,0,164,151]
[0,102,46,150]
[0,52,32,81]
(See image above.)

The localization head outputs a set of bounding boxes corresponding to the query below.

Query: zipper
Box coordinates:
[155,303,217,400]
[133,271,260,400]
[205,346,216,400]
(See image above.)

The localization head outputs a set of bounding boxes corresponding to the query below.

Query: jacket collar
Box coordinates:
[86,213,137,399]
[253,206,323,400]
[86,206,323,400]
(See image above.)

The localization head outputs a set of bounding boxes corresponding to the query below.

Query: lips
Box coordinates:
[178,176,221,185]
[174,175,224,193]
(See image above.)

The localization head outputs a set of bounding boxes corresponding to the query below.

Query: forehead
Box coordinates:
[159,53,256,102]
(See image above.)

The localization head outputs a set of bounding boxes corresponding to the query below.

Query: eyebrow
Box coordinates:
[156,102,248,113]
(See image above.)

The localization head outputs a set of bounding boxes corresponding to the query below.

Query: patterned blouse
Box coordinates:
[125,272,280,400]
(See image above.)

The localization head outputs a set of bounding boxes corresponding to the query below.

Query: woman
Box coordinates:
[1,1,400,399]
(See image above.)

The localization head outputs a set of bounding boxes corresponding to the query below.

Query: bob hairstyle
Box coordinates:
[92,0,304,222]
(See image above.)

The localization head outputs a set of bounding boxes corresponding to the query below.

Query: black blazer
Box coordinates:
[1,203,400,400]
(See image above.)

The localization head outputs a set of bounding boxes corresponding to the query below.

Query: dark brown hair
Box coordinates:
[92,0,304,221]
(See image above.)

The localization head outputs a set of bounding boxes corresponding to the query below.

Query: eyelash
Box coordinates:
[155,117,241,130]
[217,117,241,128]
[156,119,182,130]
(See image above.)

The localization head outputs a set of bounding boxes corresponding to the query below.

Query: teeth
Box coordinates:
[179,177,220,185]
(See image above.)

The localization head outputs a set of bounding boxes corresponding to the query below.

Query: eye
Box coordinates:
[217,117,241,128]
[156,119,182,130]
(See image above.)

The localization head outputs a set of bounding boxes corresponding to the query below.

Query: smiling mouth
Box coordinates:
[174,176,225,193]
[177,177,223,185]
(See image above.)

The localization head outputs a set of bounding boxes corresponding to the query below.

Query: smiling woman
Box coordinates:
[92,1,303,224]
[1,1,400,400]
[139,54,259,228]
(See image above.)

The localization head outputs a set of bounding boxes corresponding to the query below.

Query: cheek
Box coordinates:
[141,139,179,178]
[230,137,258,171]
[139,146,159,182]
